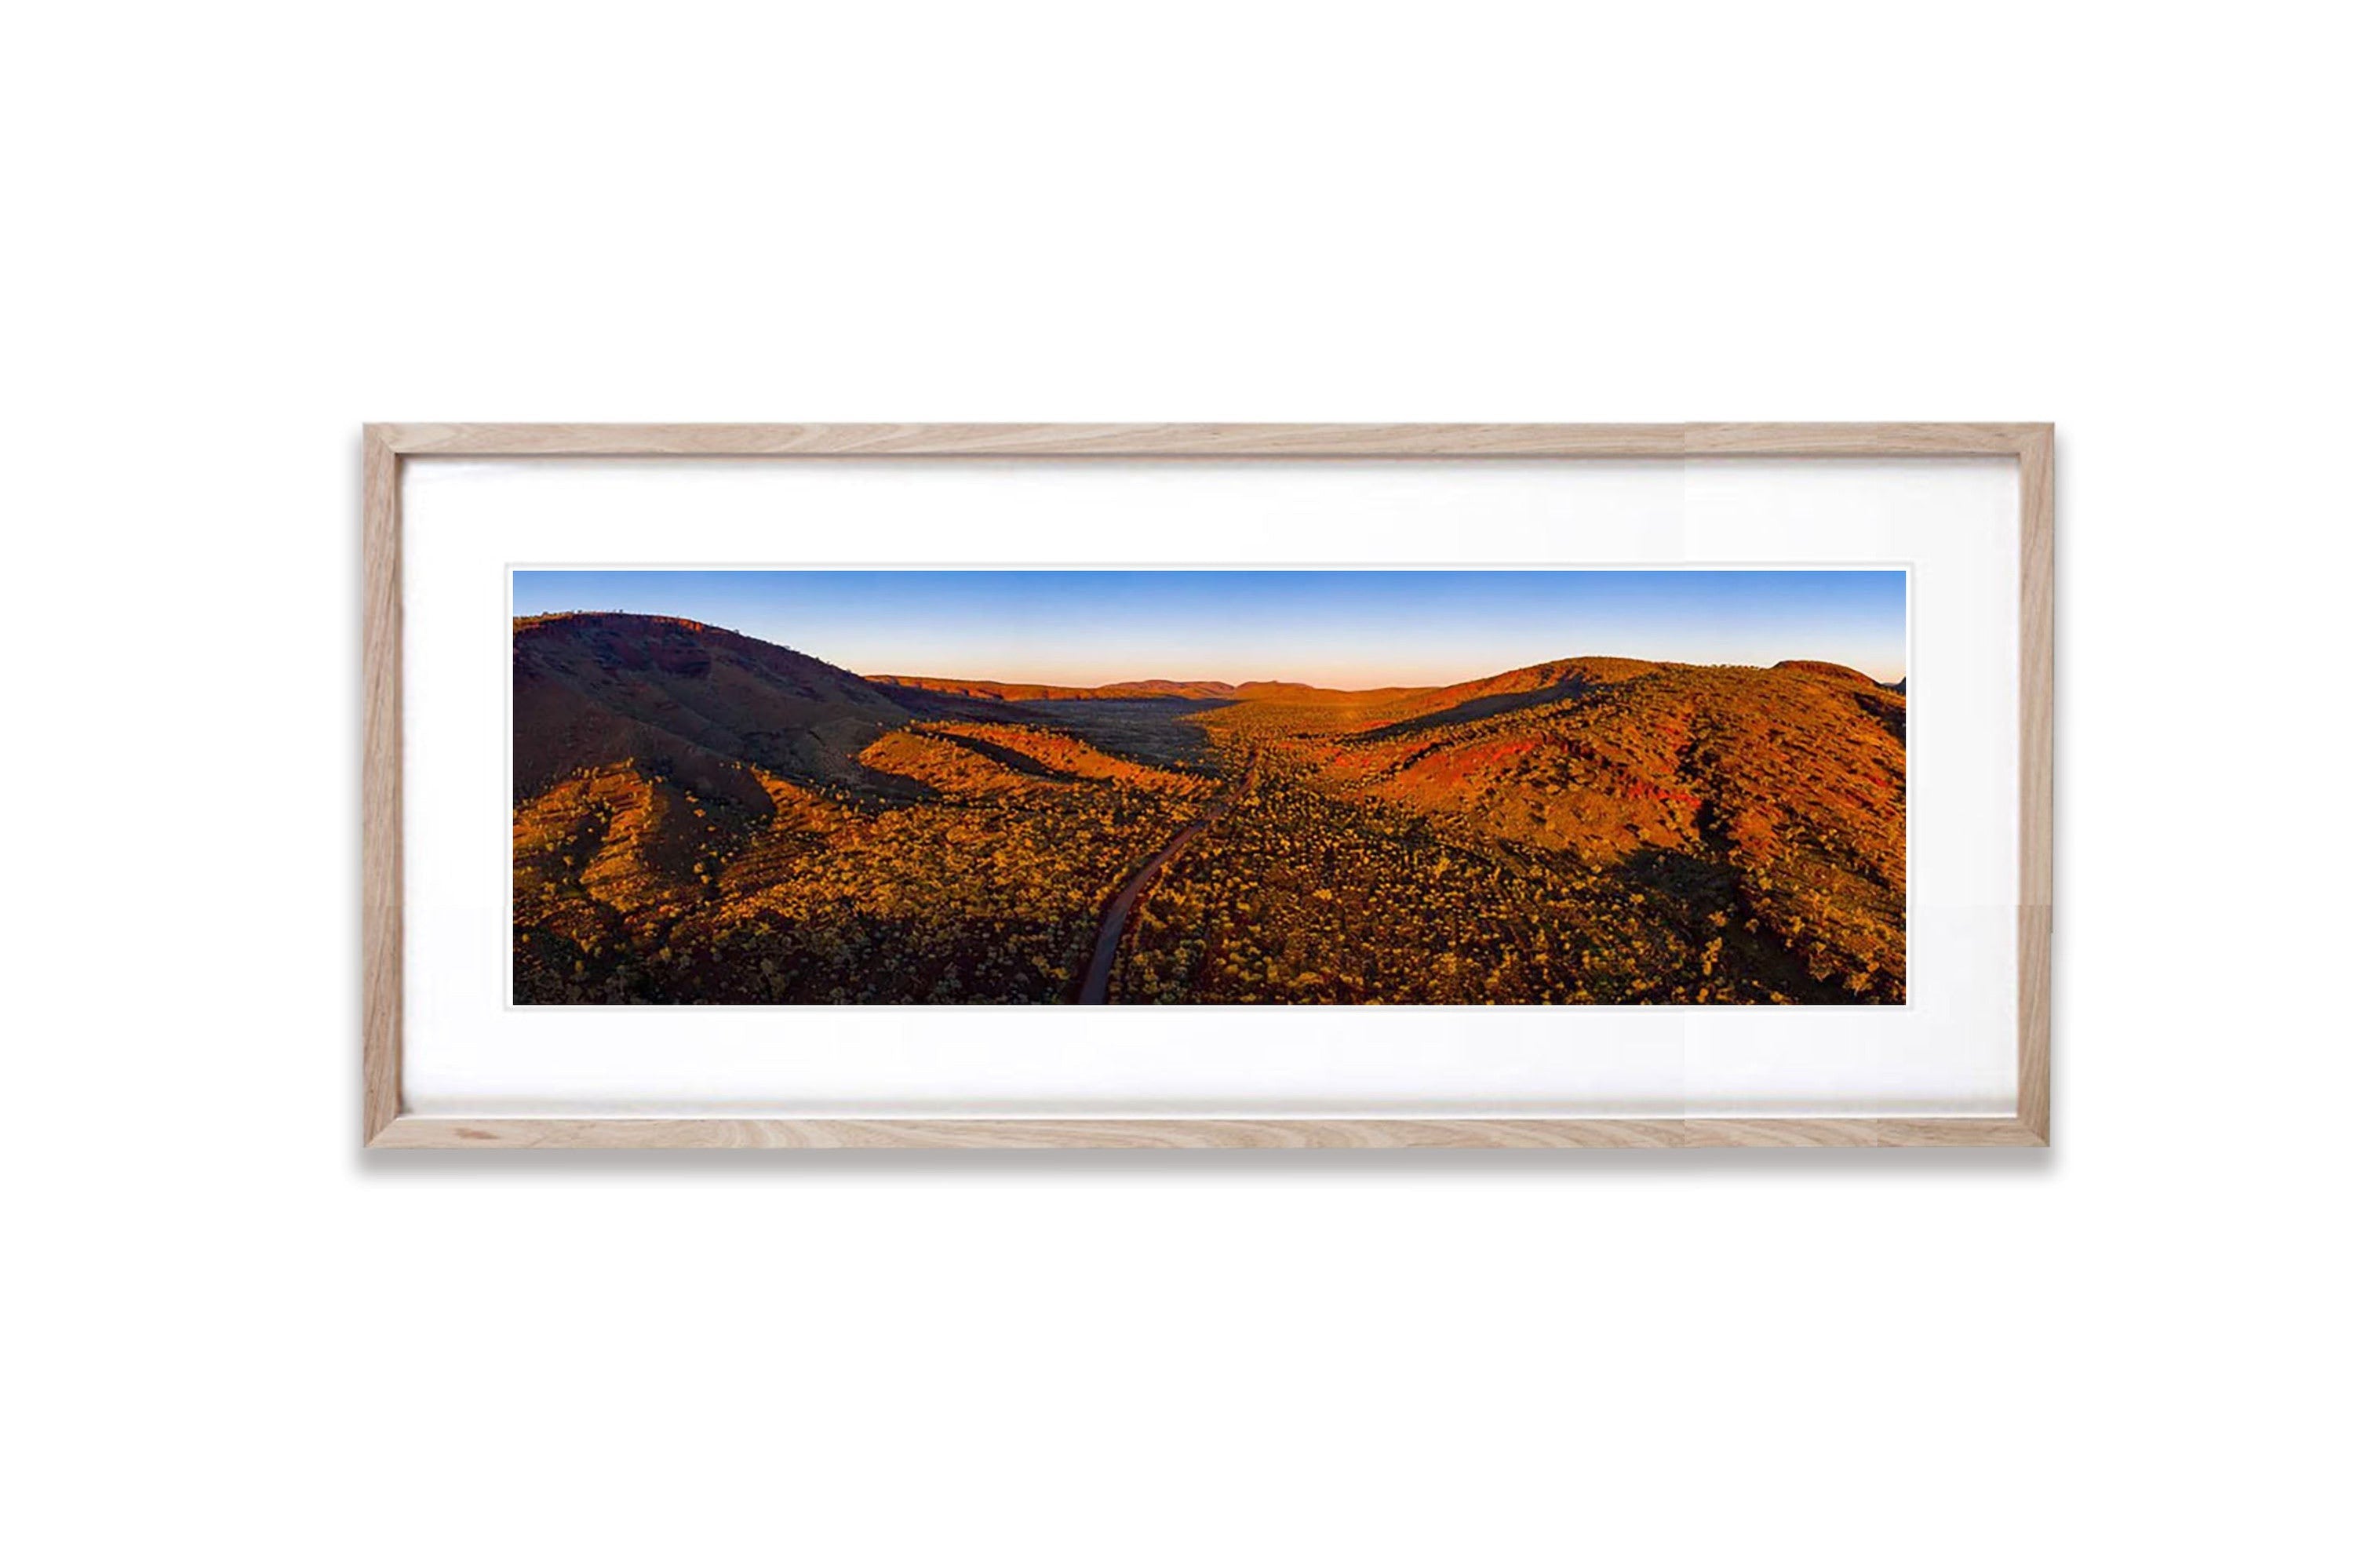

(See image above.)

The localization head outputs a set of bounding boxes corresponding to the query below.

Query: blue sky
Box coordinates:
[513,569,1907,687]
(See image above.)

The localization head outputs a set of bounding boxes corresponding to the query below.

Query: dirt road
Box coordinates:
[1076,754,1258,1004]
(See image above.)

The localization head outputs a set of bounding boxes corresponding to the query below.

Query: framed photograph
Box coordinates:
[364,424,2052,1148]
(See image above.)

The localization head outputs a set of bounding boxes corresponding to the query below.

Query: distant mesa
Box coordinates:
[1229,679,1427,703]
[868,674,1240,702]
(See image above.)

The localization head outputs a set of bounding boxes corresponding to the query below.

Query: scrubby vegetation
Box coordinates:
[1115,662,1904,1004]
[513,728,1204,1005]
[513,614,1906,1006]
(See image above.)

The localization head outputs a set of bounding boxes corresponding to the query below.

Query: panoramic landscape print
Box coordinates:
[512,569,1907,1006]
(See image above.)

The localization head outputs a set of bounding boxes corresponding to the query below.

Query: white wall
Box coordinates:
[9,4,2344,1564]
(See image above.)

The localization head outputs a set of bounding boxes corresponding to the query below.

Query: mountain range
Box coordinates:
[512,611,1906,1005]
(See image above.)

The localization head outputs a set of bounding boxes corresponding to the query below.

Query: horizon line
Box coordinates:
[861,657,1904,692]
[515,600,1908,687]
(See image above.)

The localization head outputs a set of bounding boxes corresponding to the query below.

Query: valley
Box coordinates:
[512,611,1907,1006]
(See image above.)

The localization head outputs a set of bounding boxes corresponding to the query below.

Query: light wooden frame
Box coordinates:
[364,423,2053,1149]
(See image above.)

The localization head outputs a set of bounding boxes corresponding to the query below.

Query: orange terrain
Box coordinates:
[513,613,1906,1006]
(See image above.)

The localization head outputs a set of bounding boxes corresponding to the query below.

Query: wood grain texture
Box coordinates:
[381,423,1688,457]
[2016,425,2056,1141]
[367,1117,2046,1150]
[362,426,402,1143]
[1685,422,2043,457]
[375,422,2043,460]
[362,422,2056,1150]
